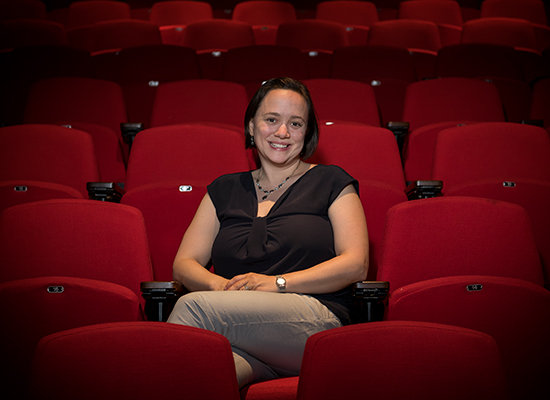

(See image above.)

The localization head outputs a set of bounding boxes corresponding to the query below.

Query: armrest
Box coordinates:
[141,281,186,322]
[120,122,143,151]
[405,180,443,200]
[520,119,543,127]
[352,281,389,323]
[87,182,125,202]
[386,121,410,159]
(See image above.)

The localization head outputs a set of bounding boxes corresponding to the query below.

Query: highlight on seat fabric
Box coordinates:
[121,181,209,281]
[386,275,550,399]
[377,196,545,290]
[87,20,162,55]
[302,78,381,127]
[0,199,154,306]
[0,124,99,198]
[149,0,213,45]
[30,322,240,400]
[0,19,68,51]
[307,121,405,189]
[296,321,508,400]
[66,0,131,29]
[398,0,463,46]
[0,276,143,398]
[124,124,250,191]
[222,45,308,99]
[150,79,249,129]
[315,1,379,46]
[401,77,505,181]
[232,1,297,45]
[329,44,417,125]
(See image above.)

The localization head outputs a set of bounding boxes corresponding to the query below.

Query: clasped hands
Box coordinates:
[224,272,278,292]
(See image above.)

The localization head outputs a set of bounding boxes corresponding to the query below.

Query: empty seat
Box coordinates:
[66,0,131,29]
[0,199,155,305]
[530,77,550,128]
[31,322,240,400]
[232,1,297,45]
[0,276,142,397]
[480,0,547,26]
[386,275,550,399]
[0,19,67,51]
[377,196,545,290]
[124,124,250,191]
[315,1,379,46]
[398,0,463,46]
[401,77,505,181]
[0,124,99,198]
[297,321,508,400]
[0,181,83,214]
[87,20,162,55]
[329,44,417,125]
[121,181,209,281]
[149,1,213,45]
[302,79,381,126]
[150,79,249,130]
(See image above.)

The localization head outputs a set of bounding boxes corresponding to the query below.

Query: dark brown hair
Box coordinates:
[244,77,319,159]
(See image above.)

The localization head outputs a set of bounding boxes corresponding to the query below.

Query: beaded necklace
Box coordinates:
[255,161,301,201]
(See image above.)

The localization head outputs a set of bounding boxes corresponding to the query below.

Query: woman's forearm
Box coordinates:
[173,258,229,292]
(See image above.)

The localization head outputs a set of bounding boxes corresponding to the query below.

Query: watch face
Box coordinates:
[277,277,285,286]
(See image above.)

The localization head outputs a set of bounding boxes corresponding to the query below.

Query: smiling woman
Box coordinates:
[167,77,369,389]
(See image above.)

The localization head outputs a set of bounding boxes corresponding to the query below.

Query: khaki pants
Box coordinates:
[167,290,342,388]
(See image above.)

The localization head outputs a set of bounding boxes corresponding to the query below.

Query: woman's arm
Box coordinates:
[226,184,369,292]
[172,193,229,291]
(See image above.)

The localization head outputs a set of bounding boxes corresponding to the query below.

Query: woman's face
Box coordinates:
[249,89,308,168]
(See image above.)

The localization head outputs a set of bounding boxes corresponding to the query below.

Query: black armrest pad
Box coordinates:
[352,281,389,300]
[141,281,185,298]
[87,182,125,202]
[406,180,443,200]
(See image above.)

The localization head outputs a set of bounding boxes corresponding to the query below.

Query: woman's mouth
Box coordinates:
[269,142,290,149]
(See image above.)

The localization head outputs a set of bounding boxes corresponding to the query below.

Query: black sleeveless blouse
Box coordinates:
[208,164,359,325]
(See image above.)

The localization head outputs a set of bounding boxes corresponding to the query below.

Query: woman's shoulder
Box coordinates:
[309,164,356,181]
[208,171,253,194]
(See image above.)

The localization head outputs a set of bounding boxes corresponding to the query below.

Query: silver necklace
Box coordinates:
[256,162,301,201]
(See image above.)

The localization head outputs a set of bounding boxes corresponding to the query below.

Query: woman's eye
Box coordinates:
[266,118,276,123]
[291,121,303,128]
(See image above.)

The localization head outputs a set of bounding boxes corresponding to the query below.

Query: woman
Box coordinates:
[167,77,369,388]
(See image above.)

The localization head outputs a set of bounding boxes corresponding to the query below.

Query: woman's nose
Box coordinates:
[274,124,290,138]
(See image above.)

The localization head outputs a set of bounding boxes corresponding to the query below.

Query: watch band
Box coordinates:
[276,275,286,293]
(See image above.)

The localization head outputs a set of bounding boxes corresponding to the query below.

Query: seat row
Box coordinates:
[1,194,549,399]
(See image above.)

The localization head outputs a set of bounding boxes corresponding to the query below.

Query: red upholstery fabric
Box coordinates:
[124,124,250,190]
[233,1,297,26]
[276,19,349,51]
[303,79,381,127]
[122,181,208,281]
[241,377,299,400]
[386,275,550,399]
[444,180,550,287]
[149,0,213,26]
[461,17,539,52]
[0,199,154,304]
[530,77,550,128]
[297,321,508,400]
[150,79,249,129]
[0,180,83,214]
[307,121,406,190]
[377,196,545,288]
[0,19,68,51]
[67,0,131,29]
[368,19,442,52]
[316,1,379,27]
[87,20,162,54]
[0,276,142,396]
[0,124,99,197]
[431,122,550,187]
[182,19,255,51]
[481,0,548,26]
[30,322,240,400]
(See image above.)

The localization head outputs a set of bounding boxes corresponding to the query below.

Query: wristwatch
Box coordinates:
[275,275,286,293]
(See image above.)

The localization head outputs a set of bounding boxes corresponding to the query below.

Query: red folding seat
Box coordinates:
[112,44,201,129]
[0,19,67,51]
[232,1,297,45]
[0,199,155,306]
[377,196,545,289]
[481,0,548,25]
[0,276,143,397]
[307,121,406,190]
[329,44,417,125]
[386,275,550,399]
[222,45,308,99]
[461,17,539,53]
[401,77,505,181]
[124,124,251,191]
[87,20,162,55]
[181,19,255,79]
[0,0,46,21]
[150,79,249,130]
[530,77,550,128]
[0,124,99,198]
[367,19,442,80]
[23,77,128,182]
[398,0,463,47]
[315,1,379,46]
[31,322,240,400]
[0,181,83,214]
[302,79,381,126]
[297,321,508,400]
[121,181,208,281]
[149,0,213,45]
[66,0,131,29]
[276,19,349,78]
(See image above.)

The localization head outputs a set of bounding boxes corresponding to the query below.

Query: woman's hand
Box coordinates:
[225,273,278,292]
